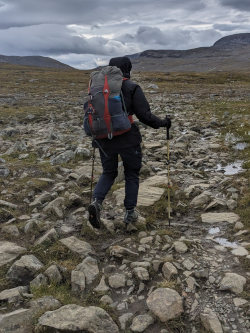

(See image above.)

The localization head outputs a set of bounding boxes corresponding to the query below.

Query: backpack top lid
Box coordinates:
[90,66,123,98]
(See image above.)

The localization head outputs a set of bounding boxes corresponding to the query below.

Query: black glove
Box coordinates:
[161,116,171,129]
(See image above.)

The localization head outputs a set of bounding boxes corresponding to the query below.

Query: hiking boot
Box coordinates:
[88,199,102,229]
[124,209,139,224]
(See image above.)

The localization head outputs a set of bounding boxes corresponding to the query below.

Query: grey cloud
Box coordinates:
[0,0,207,29]
[214,23,240,31]
[0,24,129,56]
[219,0,250,11]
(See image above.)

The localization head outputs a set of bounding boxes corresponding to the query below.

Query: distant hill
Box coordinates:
[129,33,250,72]
[0,55,73,69]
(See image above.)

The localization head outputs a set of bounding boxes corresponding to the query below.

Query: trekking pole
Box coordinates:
[90,147,96,204]
[166,119,171,227]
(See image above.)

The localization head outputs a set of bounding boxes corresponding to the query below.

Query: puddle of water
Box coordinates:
[214,237,238,248]
[234,142,248,151]
[209,227,220,235]
[216,161,244,175]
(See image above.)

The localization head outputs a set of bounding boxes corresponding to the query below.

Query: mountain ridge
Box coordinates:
[128,33,250,72]
[0,55,73,69]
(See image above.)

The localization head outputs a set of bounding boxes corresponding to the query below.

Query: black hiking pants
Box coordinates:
[93,145,142,210]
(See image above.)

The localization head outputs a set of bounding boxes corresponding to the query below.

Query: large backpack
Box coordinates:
[83,66,132,140]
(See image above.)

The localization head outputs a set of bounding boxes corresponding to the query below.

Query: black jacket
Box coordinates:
[93,79,164,151]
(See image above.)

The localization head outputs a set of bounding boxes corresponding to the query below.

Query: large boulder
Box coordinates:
[38,304,119,333]
[146,288,183,322]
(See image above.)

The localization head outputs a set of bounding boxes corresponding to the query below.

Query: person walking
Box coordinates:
[88,56,171,228]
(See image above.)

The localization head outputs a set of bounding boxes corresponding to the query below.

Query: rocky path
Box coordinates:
[0,69,249,333]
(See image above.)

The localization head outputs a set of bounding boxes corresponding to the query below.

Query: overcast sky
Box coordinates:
[0,0,249,69]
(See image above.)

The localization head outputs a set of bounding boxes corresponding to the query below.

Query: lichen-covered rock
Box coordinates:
[60,236,95,258]
[200,307,223,333]
[75,256,99,285]
[130,314,154,332]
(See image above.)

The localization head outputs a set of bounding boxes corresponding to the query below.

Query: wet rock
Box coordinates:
[130,314,154,332]
[200,307,223,333]
[60,236,95,258]
[0,241,26,267]
[146,288,183,322]
[38,304,119,333]
[201,212,240,224]
[219,272,246,294]
[0,308,32,333]
[108,273,126,289]
[7,255,44,285]
[75,256,99,285]
[174,241,188,254]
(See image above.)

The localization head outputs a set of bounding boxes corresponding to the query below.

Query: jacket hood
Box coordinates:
[109,56,132,78]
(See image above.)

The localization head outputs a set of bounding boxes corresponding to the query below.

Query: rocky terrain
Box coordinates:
[0,55,73,69]
[0,63,249,333]
[130,33,250,72]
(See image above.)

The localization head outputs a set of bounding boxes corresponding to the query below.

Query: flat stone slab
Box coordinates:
[113,175,167,207]
[0,241,26,267]
[60,236,95,258]
[201,212,240,224]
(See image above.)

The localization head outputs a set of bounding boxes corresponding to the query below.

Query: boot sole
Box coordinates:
[88,204,101,229]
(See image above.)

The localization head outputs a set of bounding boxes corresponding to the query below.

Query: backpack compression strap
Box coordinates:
[122,77,134,124]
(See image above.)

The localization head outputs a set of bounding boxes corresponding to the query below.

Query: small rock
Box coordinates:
[162,262,178,280]
[44,264,63,284]
[108,273,126,289]
[71,270,86,295]
[94,275,110,292]
[30,273,48,288]
[75,256,99,285]
[234,221,244,230]
[231,246,248,257]
[119,313,133,330]
[133,267,149,281]
[60,236,94,258]
[29,296,61,316]
[130,314,154,332]
[174,241,188,254]
[100,295,113,305]
[35,228,58,246]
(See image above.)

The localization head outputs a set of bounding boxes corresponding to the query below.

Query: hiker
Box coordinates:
[87,56,171,228]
